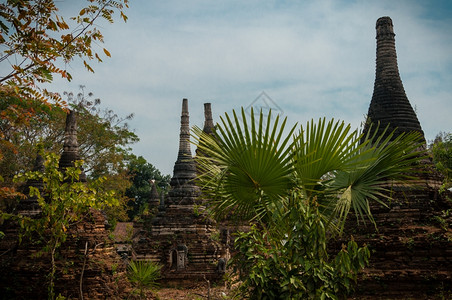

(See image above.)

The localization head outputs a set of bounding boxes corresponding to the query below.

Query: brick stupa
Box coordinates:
[59,109,87,182]
[133,99,227,285]
[340,17,452,298]
[363,16,425,143]
[0,110,130,299]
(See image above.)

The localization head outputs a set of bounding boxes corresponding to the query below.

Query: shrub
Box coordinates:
[127,260,161,298]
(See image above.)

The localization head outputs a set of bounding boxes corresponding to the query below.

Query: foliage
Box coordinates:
[0,0,129,205]
[194,108,424,229]
[0,86,51,202]
[230,192,370,299]
[0,90,64,188]
[193,108,424,298]
[0,86,138,178]
[0,0,129,105]
[15,151,119,299]
[125,155,171,220]
[0,86,138,223]
[127,260,161,299]
[431,132,452,191]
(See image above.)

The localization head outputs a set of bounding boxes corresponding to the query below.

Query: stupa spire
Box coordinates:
[59,110,87,182]
[149,180,160,209]
[170,99,197,188]
[202,103,214,135]
[196,102,215,158]
[363,16,425,142]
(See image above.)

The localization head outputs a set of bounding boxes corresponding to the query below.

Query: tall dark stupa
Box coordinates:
[363,16,425,143]
[342,17,452,299]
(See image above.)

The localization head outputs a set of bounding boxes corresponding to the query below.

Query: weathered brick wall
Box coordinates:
[331,178,452,299]
[0,209,131,299]
[133,198,227,286]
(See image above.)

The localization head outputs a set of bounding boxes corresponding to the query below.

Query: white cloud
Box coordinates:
[47,0,452,175]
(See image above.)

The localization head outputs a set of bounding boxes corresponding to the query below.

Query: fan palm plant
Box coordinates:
[193,107,424,298]
[127,260,161,299]
[193,107,424,229]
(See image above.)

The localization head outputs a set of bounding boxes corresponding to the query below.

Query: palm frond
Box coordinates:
[328,129,426,230]
[193,107,298,221]
[293,118,364,195]
[127,260,161,291]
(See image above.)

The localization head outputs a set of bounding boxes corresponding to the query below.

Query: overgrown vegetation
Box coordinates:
[0,87,139,224]
[430,132,452,192]
[0,1,170,298]
[0,0,130,213]
[194,108,424,298]
[14,151,120,299]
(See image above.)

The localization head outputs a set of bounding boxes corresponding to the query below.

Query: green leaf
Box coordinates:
[193,107,298,221]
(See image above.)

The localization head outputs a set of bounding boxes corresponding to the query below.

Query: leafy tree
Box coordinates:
[193,108,424,298]
[15,151,120,299]
[231,194,370,299]
[431,132,452,191]
[125,155,171,220]
[0,86,137,180]
[0,0,128,104]
[0,88,57,205]
[0,87,138,224]
[0,0,129,200]
[0,93,63,186]
[61,88,138,225]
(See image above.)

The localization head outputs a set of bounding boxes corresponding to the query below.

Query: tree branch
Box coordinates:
[0,0,115,84]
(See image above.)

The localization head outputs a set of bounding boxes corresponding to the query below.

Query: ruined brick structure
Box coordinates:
[133,99,228,285]
[15,152,44,217]
[363,17,425,143]
[1,15,450,299]
[0,110,130,299]
[339,17,452,298]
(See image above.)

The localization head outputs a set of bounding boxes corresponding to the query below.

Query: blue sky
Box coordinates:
[48,0,452,175]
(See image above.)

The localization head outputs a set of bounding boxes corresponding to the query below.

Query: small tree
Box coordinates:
[230,193,370,299]
[15,151,119,300]
[0,0,129,105]
[0,0,129,204]
[125,155,171,220]
[127,260,161,299]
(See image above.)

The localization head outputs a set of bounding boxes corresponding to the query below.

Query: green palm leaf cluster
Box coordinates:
[127,260,161,298]
[194,108,297,221]
[193,107,424,229]
[193,107,424,298]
